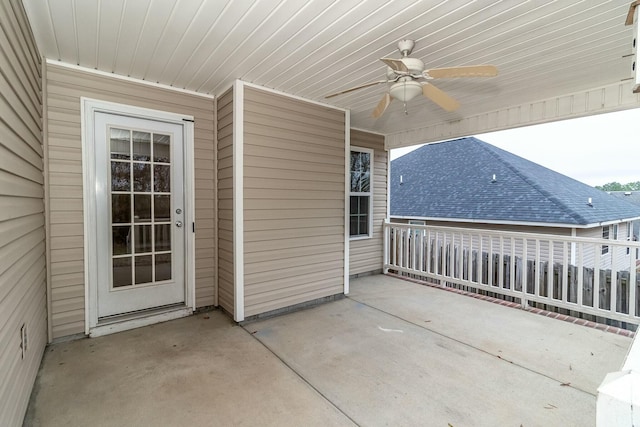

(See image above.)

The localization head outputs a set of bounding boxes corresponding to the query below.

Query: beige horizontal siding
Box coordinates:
[217,89,234,316]
[0,1,47,426]
[242,86,345,317]
[45,63,215,338]
[350,130,387,276]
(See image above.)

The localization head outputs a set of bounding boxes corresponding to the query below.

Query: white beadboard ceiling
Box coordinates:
[21,0,640,148]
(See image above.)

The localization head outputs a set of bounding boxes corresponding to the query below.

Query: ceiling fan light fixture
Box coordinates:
[389,80,422,102]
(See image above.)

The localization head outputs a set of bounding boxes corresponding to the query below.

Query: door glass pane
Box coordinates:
[111,194,131,223]
[154,224,171,251]
[154,195,171,221]
[154,165,171,192]
[132,131,151,161]
[113,257,132,288]
[134,194,151,222]
[111,162,130,191]
[112,226,131,255]
[134,225,152,253]
[153,133,170,163]
[135,255,153,284]
[133,163,151,192]
[155,253,172,281]
[110,128,130,159]
[108,125,177,290]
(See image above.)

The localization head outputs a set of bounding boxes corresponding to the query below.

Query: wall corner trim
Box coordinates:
[232,80,245,322]
[344,112,350,295]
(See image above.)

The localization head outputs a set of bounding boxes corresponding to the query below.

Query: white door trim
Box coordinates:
[81,98,196,334]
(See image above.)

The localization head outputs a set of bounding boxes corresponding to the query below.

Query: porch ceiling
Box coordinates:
[22,0,639,148]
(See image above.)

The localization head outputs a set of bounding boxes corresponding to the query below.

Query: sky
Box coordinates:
[390,109,640,187]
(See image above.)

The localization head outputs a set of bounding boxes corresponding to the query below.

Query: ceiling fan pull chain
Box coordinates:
[403,84,409,115]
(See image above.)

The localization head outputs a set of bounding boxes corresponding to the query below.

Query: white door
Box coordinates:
[94,112,186,318]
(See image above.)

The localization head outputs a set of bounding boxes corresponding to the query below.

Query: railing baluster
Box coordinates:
[630,243,637,318]
[510,237,516,291]
[594,245,601,311]
[498,236,504,289]
[488,237,494,287]
[562,241,568,303]
[611,245,618,314]
[522,239,528,308]
[577,242,584,307]
[534,239,541,298]
[383,220,389,274]
[426,228,431,274]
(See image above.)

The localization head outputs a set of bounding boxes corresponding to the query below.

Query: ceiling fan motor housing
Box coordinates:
[397,39,415,56]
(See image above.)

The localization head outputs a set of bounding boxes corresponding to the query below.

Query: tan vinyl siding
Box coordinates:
[217,88,234,315]
[45,64,215,338]
[242,86,345,317]
[0,1,47,425]
[350,130,387,276]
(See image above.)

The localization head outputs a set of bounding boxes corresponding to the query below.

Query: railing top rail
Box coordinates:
[384,220,640,248]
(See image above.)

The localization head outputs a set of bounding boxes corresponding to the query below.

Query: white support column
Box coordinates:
[597,331,640,426]
[626,1,640,93]
[232,80,245,322]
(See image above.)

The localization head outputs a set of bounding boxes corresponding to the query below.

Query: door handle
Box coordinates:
[175,221,183,228]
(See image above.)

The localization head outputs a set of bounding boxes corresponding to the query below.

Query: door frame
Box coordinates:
[81,98,196,335]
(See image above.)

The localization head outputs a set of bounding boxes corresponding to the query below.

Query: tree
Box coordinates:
[596,181,640,191]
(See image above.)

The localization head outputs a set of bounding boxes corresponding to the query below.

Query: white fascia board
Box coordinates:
[386,80,640,150]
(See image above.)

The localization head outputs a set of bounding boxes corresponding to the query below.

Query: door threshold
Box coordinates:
[90,305,192,337]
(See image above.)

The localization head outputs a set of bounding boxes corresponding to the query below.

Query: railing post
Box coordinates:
[383,219,389,274]
[630,242,637,318]
[521,240,528,309]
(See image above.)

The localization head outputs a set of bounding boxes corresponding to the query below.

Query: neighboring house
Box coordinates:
[609,191,640,248]
[390,137,640,269]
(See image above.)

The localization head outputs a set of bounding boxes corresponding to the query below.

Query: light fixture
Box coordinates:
[389,80,422,102]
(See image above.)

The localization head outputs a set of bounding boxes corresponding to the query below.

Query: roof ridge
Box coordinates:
[476,139,589,224]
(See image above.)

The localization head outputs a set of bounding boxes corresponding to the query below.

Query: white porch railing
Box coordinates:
[383,220,640,326]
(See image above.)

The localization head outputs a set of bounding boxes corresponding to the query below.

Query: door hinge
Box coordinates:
[192,222,195,233]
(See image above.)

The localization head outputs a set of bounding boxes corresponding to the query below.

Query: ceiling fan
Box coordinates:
[325,39,498,118]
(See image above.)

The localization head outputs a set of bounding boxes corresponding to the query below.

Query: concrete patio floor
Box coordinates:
[25,274,632,426]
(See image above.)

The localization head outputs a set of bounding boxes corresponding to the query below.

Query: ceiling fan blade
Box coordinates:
[325,80,387,98]
[372,93,392,118]
[380,58,408,73]
[424,65,498,79]
[421,83,460,112]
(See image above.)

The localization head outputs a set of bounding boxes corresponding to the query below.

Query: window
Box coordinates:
[627,222,632,255]
[349,147,373,238]
[602,226,610,255]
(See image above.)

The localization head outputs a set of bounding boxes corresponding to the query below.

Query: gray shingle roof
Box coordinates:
[390,137,640,226]
[609,191,640,207]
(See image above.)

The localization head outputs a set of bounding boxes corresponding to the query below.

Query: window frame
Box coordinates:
[349,146,374,240]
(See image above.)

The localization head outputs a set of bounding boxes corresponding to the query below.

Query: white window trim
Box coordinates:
[349,146,374,240]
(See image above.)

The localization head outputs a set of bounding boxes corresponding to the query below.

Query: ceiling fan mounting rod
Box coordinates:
[398,39,415,57]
